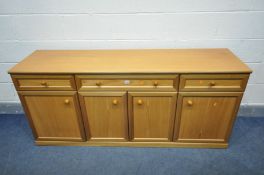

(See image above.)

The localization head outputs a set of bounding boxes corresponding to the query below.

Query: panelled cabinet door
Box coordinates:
[128,92,177,142]
[174,92,243,143]
[79,92,128,141]
[18,91,86,141]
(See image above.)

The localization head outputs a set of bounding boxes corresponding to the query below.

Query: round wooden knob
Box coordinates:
[95,81,102,86]
[137,99,143,105]
[187,100,193,106]
[64,99,70,104]
[153,81,158,86]
[209,81,216,86]
[112,99,118,105]
[40,81,47,86]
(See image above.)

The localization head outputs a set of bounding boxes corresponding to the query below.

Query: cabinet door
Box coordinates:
[79,92,128,141]
[128,92,177,142]
[174,92,242,143]
[19,91,85,141]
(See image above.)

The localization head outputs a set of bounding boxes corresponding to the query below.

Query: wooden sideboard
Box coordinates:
[8,49,252,148]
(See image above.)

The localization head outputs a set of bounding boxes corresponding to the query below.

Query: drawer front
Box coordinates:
[76,75,178,91]
[12,75,76,91]
[179,74,249,92]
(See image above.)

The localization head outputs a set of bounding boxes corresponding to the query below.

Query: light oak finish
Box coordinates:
[35,140,228,148]
[12,75,76,91]
[8,49,252,74]
[9,49,251,148]
[76,74,178,91]
[179,74,249,92]
[174,92,243,143]
[18,91,85,141]
[128,92,177,142]
[79,92,128,141]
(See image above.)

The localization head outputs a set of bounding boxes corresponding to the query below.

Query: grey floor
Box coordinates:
[0,114,264,175]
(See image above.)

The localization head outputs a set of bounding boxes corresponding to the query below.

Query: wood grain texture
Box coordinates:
[179,74,249,92]
[9,49,251,148]
[174,92,243,143]
[128,92,177,142]
[8,49,252,74]
[79,92,128,141]
[18,91,86,141]
[12,75,76,91]
[76,74,178,91]
[35,140,228,148]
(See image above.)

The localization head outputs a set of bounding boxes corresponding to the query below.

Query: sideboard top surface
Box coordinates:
[9,49,252,74]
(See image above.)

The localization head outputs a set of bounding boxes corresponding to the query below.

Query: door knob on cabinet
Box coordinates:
[95,81,102,86]
[112,99,118,105]
[137,99,143,105]
[187,100,193,106]
[64,99,70,104]
[40,81,48,86]
[209,81,216,86]
[153,81,159,86]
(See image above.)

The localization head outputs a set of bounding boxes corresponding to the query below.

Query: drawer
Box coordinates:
[12,75,76,91]
[76,75,178,91]
[179,74,249,92]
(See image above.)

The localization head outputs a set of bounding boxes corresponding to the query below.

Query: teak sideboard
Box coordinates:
[8,49,252,148]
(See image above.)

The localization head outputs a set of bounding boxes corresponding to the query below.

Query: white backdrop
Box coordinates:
[0,0,263,106]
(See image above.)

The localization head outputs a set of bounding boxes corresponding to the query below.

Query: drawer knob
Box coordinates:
[95,81,102,86]
[137,99,143,105]
[112,99,118,105]
[187,100,193,106]
[40,81,48,86]
[209,81,216,86]
[64,99,70,104]
[153,81,159,86]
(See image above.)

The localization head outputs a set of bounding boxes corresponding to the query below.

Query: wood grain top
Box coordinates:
[8,49,252,74]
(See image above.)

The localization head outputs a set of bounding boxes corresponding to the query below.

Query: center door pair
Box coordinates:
[79,92,177,142]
